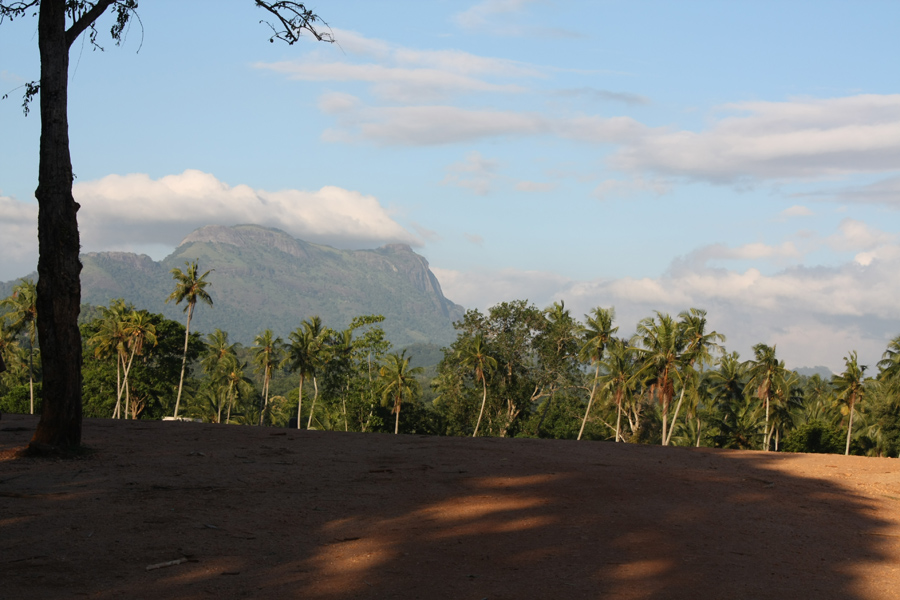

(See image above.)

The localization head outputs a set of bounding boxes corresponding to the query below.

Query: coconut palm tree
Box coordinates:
[284,317,326,429]
[632,312,689,446]
[457,333,498,437]
[120,310,157,419]
[666,308,725,445]
[252,329,283,426]
[577,306,617,441]
[1,279,38,413]
[832,351,868,456]
[88,300,132,419]
[166,260,213,419]
[379,350,423,434]
[745,343,787,451]
[597,337,639,442]
[201,329,235,377]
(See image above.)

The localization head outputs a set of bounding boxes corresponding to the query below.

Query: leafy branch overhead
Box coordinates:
[255,1,334,44]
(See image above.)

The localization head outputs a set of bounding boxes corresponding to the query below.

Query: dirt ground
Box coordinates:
[2,414,900,599]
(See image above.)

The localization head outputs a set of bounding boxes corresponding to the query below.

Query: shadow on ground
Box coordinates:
[1,414,896,599]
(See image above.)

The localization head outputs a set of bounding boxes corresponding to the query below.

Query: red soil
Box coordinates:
[2,413,900,599]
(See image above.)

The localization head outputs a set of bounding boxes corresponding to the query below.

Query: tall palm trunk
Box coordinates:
[615,389,624,442]
[112,352,123,419]
[845,397,855,456]
[577,363,601,441]
[296,373,305,429]
[173,302,194,418]
[394,394,401,435]
[664,385,687,446]
[473,375,488,437]
[259,365,270,426]
[306,376,319,429]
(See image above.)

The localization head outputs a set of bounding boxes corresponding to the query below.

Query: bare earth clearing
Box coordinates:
[2,414,900,599]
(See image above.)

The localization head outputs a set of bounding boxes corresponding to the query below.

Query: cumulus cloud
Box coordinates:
[72,170,420,253]
[0,193,38,280]
[434,227,900,372]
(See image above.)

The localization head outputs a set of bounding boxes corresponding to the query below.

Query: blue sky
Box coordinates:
[2,0,900,371]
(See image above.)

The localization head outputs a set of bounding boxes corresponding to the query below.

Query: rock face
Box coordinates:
[72,225,465,347]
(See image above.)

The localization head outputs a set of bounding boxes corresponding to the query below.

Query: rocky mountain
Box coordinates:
[4,225,466,347]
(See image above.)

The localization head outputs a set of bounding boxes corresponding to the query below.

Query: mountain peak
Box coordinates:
[179,225,310,259]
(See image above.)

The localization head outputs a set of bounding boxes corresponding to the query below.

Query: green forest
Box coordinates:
[2,267,899,457]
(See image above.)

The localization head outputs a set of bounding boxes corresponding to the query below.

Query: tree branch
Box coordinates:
[0,1,39,24]
[65,0,116,48]
[254,1,334,45]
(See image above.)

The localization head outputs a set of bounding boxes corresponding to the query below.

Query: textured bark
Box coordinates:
[31,0,83,448]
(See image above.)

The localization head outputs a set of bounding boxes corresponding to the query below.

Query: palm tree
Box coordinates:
[457,333,498,437]
[577,306,617,441]
[221,355,254,424]
[631,312,689,446]
[877,335,900,384]
[1,279,38,413]
[379,350,423,434]
[201,329,235,376]
[88,300,132,419]
[284,317,326,429]
[120,310,157,419]
[832,351,868,456]
[667,308,725,446]
[597,337,638,442]
[253,329,283,426]
[745,343,787,451]
[166,260,213,419]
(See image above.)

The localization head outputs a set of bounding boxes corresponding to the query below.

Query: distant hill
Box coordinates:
[2,225,466,348]
[794,366,834,379]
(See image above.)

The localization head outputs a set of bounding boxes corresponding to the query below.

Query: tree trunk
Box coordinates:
[296,373,304,429]
[615,393,623,443]
[31,0,83,448]
[845,398,855,456]
[306,376,319,429]
[664,386,687,446]
[173,302,194,418]
[577,363,600,441]
[472,376,488,437]
[394,395,400,435]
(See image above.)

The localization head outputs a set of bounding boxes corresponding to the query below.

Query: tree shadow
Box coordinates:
[1,415,897,599]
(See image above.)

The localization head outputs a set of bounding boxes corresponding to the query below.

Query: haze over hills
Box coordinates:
[2,225,466,348]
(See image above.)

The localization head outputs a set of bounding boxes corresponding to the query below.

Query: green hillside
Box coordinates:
[5,225,465,347]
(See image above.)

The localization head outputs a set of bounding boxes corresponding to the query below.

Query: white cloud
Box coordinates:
[611,95,900,183]
[515,180,556,193]
[464,233,485,245]
[815,175,900,207]
[434,230,900,372]
[262,60,526,104]
[780,205,814,218]
[72,170,420,253]
[454,0,540,30]
[441,152,501,195]
[0,193,38,280]
[826,218,896,252]
[256,29,538,104]
[593,176,671,200]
